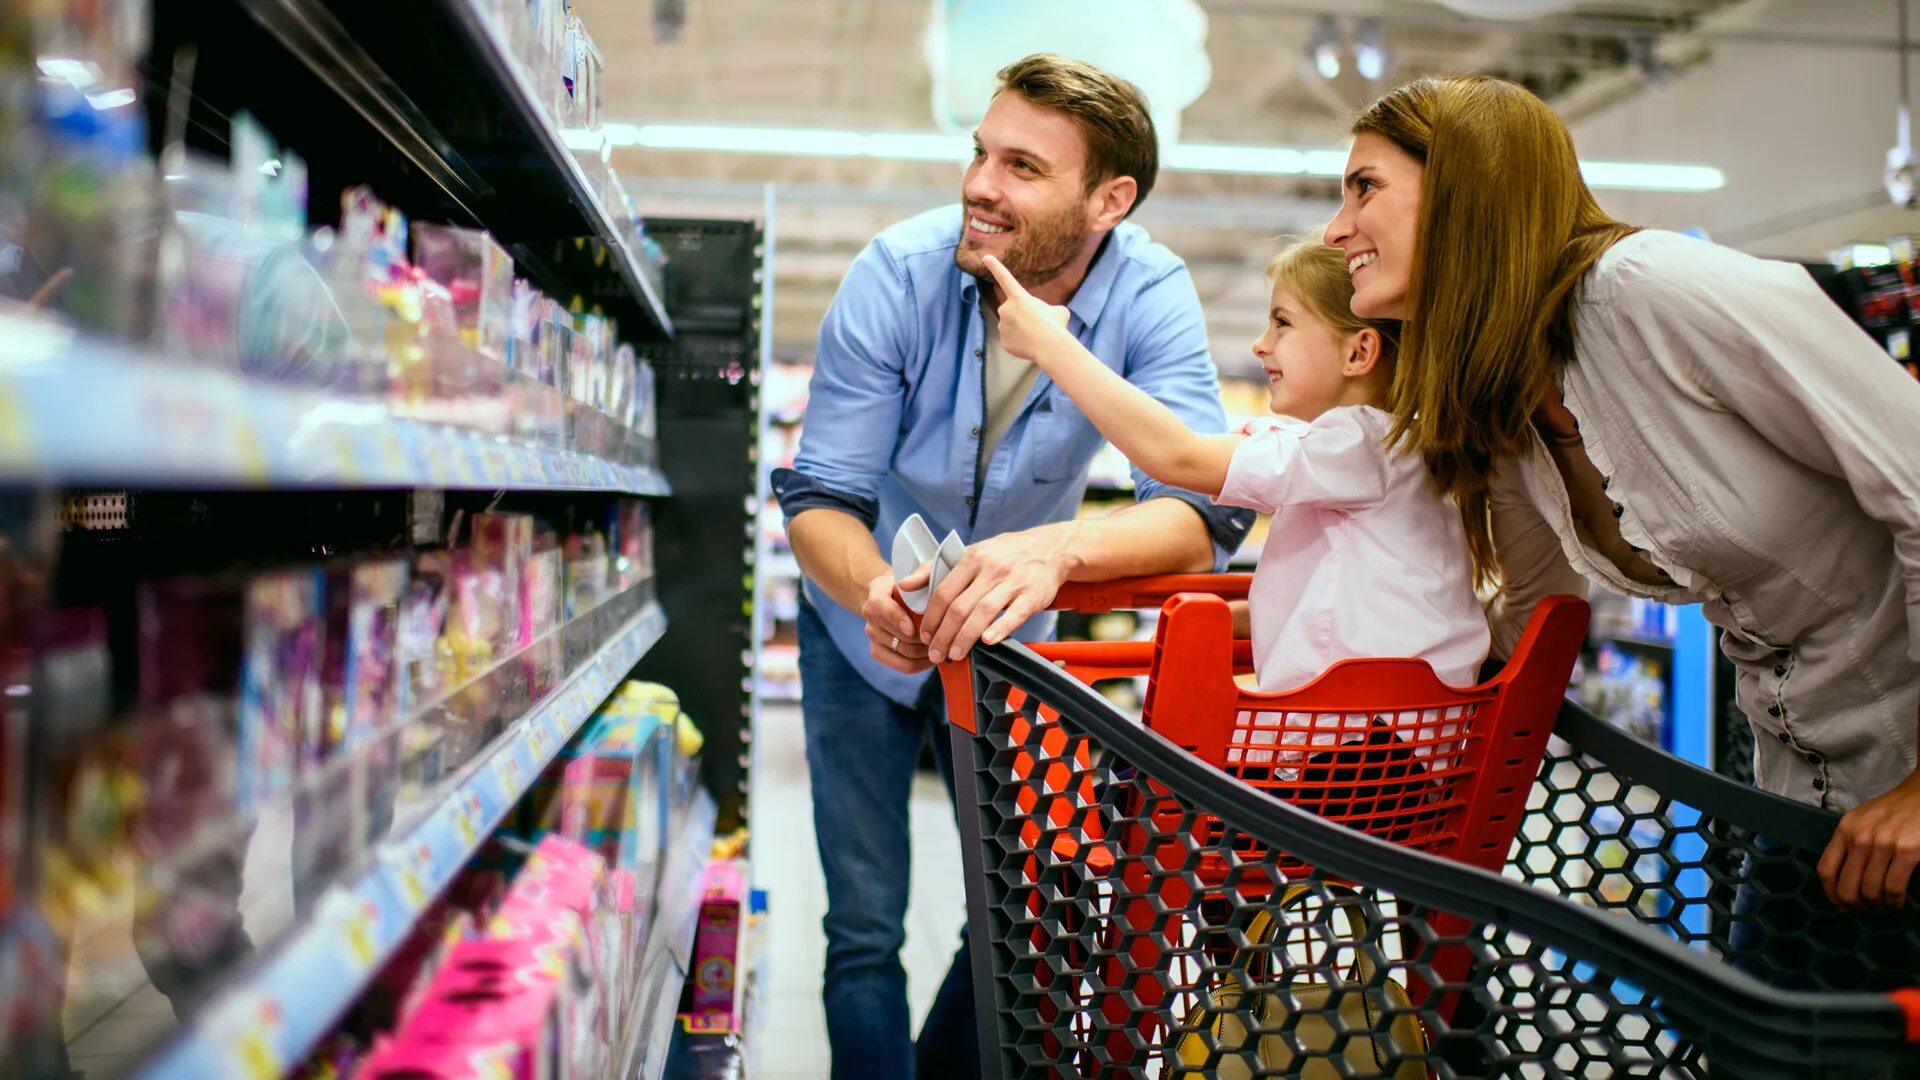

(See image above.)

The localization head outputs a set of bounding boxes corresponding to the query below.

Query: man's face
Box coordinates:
[955,93,1097,290]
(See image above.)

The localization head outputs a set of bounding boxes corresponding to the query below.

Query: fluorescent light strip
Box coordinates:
[561,123,1725,192]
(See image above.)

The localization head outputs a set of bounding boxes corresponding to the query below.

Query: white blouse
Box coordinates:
[1489,230,1920,810]
[1219,405,1489,693]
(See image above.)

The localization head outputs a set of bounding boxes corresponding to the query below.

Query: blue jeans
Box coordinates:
[799,599,981,1080]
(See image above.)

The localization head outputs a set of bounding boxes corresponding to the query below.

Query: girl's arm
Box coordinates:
[983,255,1241,495]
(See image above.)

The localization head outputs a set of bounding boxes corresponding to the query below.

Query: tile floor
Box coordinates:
[752,701,969,1080]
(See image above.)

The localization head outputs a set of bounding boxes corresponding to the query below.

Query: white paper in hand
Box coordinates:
[892,513,965,614]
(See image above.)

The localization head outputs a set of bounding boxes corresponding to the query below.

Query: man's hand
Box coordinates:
[1818,767,1920,910]
[910,524,1074,663]
[983,255,1072,364]
[860,571,933,674]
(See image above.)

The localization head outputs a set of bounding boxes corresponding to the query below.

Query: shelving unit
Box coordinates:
[204,0,673,339]
[135,603,667,1080]
[0,1,764,1077]
[0,324,668,494]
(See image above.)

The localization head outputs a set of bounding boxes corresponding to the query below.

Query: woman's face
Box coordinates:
[1323,132,1425,319]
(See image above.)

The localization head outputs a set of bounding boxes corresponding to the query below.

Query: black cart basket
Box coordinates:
[936,616,1920,1079]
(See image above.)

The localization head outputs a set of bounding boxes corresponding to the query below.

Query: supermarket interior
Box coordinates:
[5,0,1920,1078]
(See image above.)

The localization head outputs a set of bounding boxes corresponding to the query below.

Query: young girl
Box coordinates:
[981,240,1488,693]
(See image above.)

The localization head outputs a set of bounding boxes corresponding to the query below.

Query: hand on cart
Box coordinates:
[861,568,933,674]
[1821,767,1920,911]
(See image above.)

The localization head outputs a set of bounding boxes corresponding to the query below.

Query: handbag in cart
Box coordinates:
[1169,883,1429,1079]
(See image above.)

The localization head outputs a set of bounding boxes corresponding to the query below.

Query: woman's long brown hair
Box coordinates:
[1352,76,1638,586]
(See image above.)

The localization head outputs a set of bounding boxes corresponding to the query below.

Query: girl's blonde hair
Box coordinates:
[1351,75,1638,587]
[1264,237,1400,359]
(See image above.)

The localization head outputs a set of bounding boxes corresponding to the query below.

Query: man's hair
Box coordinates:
[994,53,1158,217]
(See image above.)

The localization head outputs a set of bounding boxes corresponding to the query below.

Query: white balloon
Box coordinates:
[923,0,1211,145]
[1432,0,1581,20]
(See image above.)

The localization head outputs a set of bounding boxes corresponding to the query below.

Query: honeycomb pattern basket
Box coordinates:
[937,630,1920,1078]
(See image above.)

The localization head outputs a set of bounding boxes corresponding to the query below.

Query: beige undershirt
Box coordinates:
[978,309,1041,489]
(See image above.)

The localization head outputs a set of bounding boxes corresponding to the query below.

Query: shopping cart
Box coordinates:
[928,574,1920,1079]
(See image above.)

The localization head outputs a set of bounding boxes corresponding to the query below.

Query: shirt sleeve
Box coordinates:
[1117,264,1256,567]
[773,240,914,531]
[1616,241,1920,663]
[1215,409,1391,516]
[1486,456,1591,660]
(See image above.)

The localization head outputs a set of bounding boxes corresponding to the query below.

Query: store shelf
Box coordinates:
[762,552,800,580]
[133,601,668,1080]
[1605,631,1678,651]
[0,321,668,494]
[435,0,673,335]
[233,0,672,339]
[620,787,719,1080]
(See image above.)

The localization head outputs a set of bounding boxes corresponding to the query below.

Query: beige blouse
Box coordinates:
[1489,230,1920,811]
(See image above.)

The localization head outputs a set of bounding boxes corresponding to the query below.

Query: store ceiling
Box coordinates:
[569,0,1892,367]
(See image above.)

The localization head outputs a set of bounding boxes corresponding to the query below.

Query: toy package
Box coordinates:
[474,513,534,651]
[686,860,746,1030]
[413,223,515,363]
[239,567,325,813]
[323,558,411,757]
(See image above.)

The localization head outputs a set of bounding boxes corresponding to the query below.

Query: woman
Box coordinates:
[1322,76,1920,916]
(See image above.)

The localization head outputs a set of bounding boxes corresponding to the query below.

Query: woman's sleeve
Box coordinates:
[1618,241,1920,663]
[1487,457,1590,660]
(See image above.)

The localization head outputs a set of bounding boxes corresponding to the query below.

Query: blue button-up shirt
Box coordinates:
[773,205,1254,704]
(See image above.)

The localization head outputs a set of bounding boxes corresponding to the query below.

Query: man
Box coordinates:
[771,53,1253,1079]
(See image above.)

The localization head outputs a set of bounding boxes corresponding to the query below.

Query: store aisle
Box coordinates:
[755,702,970,1080]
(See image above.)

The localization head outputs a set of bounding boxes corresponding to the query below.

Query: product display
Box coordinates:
[0,2,760,1077]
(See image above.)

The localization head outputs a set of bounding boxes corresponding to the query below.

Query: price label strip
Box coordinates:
[495,751,525,801]
[381,843,433,911]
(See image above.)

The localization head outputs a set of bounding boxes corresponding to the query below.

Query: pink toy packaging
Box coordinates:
[402,941,565,1080]
[356,1037,517,1080]
[687,860,746,1030]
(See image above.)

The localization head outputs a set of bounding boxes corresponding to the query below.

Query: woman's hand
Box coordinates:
[1819,764,1920,910]
[982,255,1073,365]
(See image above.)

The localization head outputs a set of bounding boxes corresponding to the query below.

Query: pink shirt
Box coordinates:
[1216,405,1489,692]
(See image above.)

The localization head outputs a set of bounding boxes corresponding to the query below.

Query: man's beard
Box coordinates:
[955,199,1087,290]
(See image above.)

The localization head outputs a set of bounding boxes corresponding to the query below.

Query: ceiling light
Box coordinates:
[1352,19,1389,82]
[1309,16,1343,81]
[569,123,1728,192]
[1578,161,1724,191]
[84,87,136,110]
[1166,144,1306,174]
[36,56,101,89]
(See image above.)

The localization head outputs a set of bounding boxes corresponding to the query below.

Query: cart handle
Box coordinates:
[1050,573,1252,614]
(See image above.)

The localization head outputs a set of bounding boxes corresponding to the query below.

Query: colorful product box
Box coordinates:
[413,223,515,363]
[357,1037,524,1080]
[554,710,664,873]
[239,567,325,813]
[687,860,747,1030]
[403,950,563,1080]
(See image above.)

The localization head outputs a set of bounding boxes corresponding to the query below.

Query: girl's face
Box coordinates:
[1323,132,1425,319]
[1250,285,1360,421]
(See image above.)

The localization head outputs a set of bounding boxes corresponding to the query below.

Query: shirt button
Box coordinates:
[1775,648,1791,660]
[1774,665,1787,677]
[1776,731,1791,744]
[1611,505,1624,519]
[970,426,981,438]
[1812,777,1826,791]
[1600,477,1610,491]
[965,496,976,508]
[1805,751,1824,766]
[1767,704,1782,718]
[974,348,983,358]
